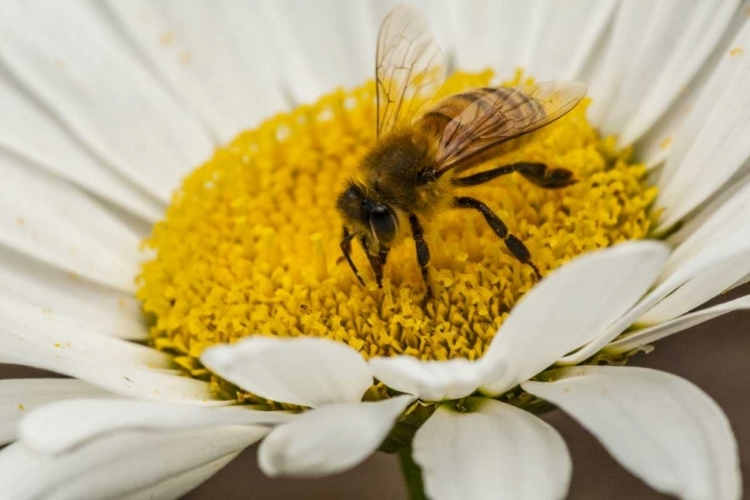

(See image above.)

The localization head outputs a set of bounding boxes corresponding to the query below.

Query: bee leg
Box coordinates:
[454,196,543,280]
[340,230,365,286]
[408,214,433,299]
[337,226,352,265]
[360,237,386,288]
[453,162,575,189]
[513,162,575,189]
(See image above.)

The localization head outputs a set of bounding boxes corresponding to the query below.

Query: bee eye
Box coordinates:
[370,205,396,241]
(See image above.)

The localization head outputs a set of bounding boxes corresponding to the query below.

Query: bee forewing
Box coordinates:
[376,5,446,137]
[433,81,588,174]
[523,80,588,116]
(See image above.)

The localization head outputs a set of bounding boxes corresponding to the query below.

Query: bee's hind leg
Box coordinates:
[454,196,543,280]
[408,214,433,299]
[453,162,575,189]
[513,162,576,189]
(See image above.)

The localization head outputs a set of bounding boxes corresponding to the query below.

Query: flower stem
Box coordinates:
[398,449,427,500]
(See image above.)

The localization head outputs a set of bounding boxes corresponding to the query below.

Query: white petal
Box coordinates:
[730,269,750,290]
[656,17,750,230]
[0,246,147,340]
[618,0,738,145]
[559,226,750,364]
[637,3,750,168]
[201,337,373,407]
[642,209,750,324]
[0,379,108,445]
[0,426,264,500]
[479,241,668,395]
[0,1,213,203]
[451,0,539,81]
[121,453,238,500]
[588,0,738,144]
[0,69,162,222]
[0,297,215,404]
[413,398,571,500]
[526,0,617,81]
[639,248,750,324]
[20,398,295,455]
[666,175,750,266]
[106,0,288,142]
[369,355,500,401]
[605,294,750,354]
[524,366,741,500]
[258,395,414,477]
[0,149,141,293]
[257,0,373,104]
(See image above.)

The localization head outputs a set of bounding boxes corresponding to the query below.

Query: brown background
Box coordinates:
[2,289,748,499]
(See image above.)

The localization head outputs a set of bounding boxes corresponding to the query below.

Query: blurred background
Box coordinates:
[3,286,747,499]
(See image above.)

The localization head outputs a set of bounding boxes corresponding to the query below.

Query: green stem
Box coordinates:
[398,449,428,500]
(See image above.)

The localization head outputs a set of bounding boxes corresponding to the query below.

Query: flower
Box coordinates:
[0,1,749,499]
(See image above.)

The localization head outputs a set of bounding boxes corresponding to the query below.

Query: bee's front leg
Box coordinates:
[408,214,433,299]
[360,237,388,288]
[340,229,364,286]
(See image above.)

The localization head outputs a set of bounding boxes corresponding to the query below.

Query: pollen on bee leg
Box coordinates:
[138,70,656,400]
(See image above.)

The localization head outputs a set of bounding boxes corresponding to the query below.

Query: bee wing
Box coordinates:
[433,81,587,175]
[376,5,445,137]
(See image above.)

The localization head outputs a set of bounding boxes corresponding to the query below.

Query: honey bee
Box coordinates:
[337,5,587,298]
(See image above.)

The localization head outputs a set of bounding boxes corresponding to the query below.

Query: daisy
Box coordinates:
[0,1,749,499]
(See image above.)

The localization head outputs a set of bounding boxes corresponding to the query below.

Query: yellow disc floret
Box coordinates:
[138,71,656,381]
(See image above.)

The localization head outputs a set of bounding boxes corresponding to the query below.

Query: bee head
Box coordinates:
[337,181,398,251]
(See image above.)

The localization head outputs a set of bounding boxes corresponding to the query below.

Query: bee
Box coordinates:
[337,5,587,299]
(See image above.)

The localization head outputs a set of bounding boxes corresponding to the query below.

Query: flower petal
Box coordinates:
[106,0,288,142]
[527,0,617,81]
[368,355,500,402]
[638,248,750,324]
[258,395,414,477]
[479,241,668,395]
[605,294,750,354]
[0,246,147,340]
[0,379,108,446]
[616,0,738,145]
[665,175,750,272]
[0,69,162,222]
[637,3,750,168]
[413,398,571,500]
[588,0,738,143]
[0,426,264,499]
[256,0,373,104]
[0,1,213,202]
[656,17,750,230]
[201,337,373,407]
[451,1,538,80]
[20,398,295,455]
[524,366,741,500]
[0,150,141,293]
[120,454,238,500]
[559,223,750,364]
[0,297,215,404]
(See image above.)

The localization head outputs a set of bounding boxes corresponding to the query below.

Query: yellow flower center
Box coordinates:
[137,71,656,383]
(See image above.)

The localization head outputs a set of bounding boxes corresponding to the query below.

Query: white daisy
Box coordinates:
[0,1,749,499]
